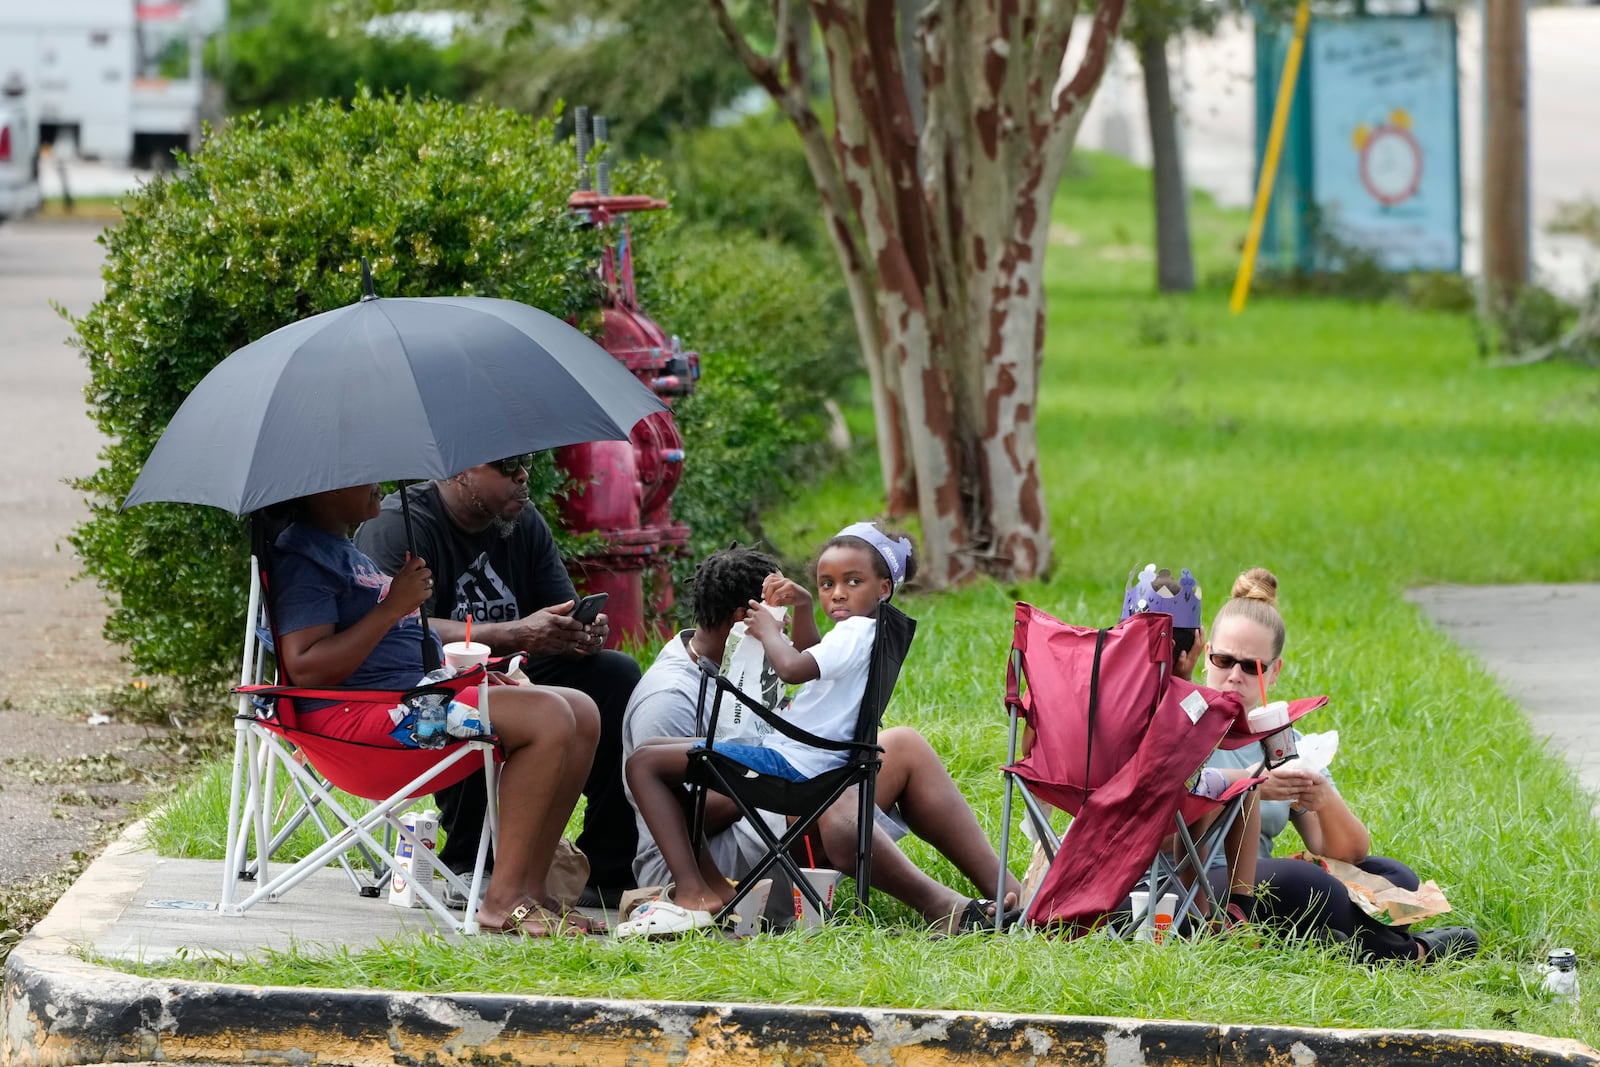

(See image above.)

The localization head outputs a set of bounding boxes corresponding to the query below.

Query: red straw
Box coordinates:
[1256,661,1269,709]
[465,615,472,645]
[804,835,816,868]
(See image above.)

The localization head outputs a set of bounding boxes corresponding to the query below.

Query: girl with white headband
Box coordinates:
[620,522,917,935]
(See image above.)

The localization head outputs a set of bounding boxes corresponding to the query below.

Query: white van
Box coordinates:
[0,81,43,224]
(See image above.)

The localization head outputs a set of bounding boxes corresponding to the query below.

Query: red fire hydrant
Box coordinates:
[556,109,699,645]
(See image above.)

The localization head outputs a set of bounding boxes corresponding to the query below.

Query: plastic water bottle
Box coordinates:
[1541,949,1580,1004]
[413,697,448,748]
[412,668,455,749]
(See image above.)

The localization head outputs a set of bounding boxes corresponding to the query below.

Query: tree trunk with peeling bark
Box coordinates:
[707,0,1127,586]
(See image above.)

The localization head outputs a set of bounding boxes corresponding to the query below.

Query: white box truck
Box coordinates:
[0,0,219,167]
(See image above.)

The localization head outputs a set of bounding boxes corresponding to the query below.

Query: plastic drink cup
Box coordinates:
[1152,892,1177,945]
[1129,890,1154,941]
[1247,700,1298,763]
[1542,949,1580,1004]
[792,867,844,928]
[443,641,491,671]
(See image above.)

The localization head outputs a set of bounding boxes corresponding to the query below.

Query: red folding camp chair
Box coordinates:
[996,602,1326,935]
[220,525,506,934]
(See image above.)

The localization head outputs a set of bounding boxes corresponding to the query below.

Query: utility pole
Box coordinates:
[1481,0,1529,296]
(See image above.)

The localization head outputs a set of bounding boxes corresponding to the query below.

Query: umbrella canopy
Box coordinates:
[122,291,667,515]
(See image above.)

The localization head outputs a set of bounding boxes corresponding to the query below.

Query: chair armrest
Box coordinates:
[693,658,879,754]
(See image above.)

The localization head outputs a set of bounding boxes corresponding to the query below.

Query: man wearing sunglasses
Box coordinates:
[356,456,642,908]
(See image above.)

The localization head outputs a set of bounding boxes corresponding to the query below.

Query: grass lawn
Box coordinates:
[135,152,1600,1044]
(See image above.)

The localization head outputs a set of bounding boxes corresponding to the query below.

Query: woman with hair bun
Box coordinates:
[1201,568,1478,963]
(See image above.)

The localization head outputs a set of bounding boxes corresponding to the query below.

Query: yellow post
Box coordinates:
[1230,0,1313,315]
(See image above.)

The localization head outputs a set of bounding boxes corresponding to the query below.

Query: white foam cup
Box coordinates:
[443,641,491,671]
[792,867,845,928]
[1129,890,1154,941]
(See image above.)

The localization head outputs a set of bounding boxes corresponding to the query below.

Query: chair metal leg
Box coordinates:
[998,696,1024,929]
[221,718,252,907]
[854,763,878,918]
[698,761,861,929]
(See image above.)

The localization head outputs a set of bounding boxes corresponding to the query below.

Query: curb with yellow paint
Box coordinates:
[4,823,1598,1066]
[7,942,1600,1067]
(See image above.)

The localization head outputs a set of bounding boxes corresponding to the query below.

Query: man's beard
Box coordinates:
[464,483,527,538]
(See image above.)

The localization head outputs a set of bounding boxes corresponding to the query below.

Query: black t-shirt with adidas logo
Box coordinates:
[354,481,576,628]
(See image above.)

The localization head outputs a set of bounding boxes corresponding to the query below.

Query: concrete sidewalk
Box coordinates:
[1408,583,1600,816]
[5,585,1600,1066]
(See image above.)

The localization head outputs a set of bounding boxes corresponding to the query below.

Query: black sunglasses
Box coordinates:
[491,454,534,476]
[1207,651,1271,676]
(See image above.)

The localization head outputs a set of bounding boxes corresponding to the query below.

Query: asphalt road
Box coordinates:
[0,219,120,700]
[0,219,154,889]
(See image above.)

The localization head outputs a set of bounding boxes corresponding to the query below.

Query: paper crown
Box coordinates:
[1120,564,1202,630]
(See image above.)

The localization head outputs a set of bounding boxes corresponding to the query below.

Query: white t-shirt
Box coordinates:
[621,631,785,887]
[765,614,877,779]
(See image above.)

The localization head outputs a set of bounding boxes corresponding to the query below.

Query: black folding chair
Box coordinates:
[686,601,916,927]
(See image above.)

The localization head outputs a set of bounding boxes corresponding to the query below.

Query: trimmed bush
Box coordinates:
[663,112,833,267]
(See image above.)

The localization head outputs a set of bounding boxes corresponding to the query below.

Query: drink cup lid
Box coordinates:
[1247,701,1291,731]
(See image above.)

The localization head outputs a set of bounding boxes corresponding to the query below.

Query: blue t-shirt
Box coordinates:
[271,524,439,704]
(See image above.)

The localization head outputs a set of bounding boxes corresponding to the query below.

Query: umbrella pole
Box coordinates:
[399,481,445,673]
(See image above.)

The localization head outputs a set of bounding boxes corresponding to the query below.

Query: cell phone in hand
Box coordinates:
[572,592,609,626]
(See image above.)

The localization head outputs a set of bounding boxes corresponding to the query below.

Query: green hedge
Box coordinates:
[661,113,833,266]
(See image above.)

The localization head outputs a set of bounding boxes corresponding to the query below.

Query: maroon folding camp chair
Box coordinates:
[996,602,1326,935]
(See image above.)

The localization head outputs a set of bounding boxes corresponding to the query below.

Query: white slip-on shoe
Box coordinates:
[613,898,715,939]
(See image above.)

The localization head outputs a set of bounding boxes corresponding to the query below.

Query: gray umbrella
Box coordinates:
[123,265,669,668]
[124,276,666,516]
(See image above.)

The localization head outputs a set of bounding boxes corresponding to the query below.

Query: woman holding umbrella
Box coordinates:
[270,482,600,936]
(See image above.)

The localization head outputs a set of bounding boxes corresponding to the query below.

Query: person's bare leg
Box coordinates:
[812,803,967,923]
[625,742,734,913]
[875,728,1022,907]
[517,685,598,918]
[475,687,589,934]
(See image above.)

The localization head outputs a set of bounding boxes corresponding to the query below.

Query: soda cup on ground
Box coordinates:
[1151,892,1177,945]
[388,810,440,909]
[792,867,844,928]
[1128,890,1154,941]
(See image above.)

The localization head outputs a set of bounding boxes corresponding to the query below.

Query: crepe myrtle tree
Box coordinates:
[706,0,1127,586]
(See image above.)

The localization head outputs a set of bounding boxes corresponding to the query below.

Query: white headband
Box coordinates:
[835,521,912,589]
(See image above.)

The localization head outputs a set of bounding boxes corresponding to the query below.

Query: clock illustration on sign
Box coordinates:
[1352,110,1423,207]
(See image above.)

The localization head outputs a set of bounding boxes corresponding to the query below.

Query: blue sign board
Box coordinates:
[1256,15,1462,273]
